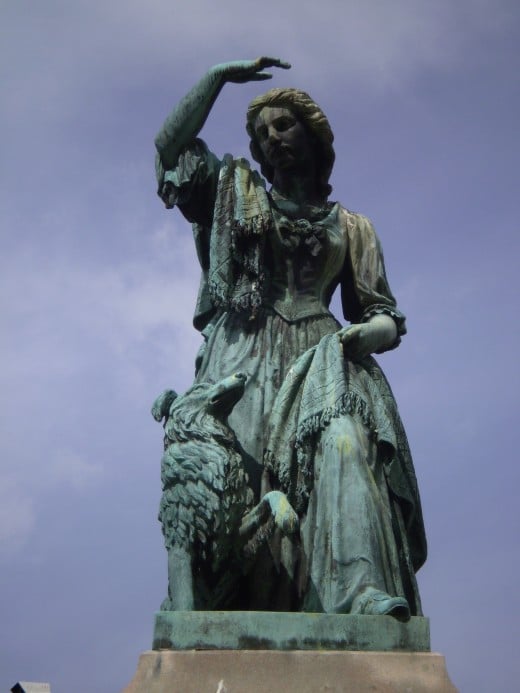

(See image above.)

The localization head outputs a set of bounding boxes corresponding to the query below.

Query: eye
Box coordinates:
[256,125,268,141]
[274,116,295,131]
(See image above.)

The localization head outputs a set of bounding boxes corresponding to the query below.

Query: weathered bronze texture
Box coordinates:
[153,58,427,621]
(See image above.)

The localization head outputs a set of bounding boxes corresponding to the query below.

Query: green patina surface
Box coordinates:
[153,611,430,652]
[152,58,428,642]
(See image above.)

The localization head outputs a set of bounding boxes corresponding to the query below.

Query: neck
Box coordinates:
[271,169,325,207]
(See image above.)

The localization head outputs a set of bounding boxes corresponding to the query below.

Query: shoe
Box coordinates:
[354,588,411,622]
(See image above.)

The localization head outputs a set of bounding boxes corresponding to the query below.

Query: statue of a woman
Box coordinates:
[155,58,427,620]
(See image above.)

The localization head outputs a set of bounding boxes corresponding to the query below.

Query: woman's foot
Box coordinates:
[353,587,411,622]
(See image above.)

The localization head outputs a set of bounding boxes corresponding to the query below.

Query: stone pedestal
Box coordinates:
[123,612,457,692]
[123,650,457,692]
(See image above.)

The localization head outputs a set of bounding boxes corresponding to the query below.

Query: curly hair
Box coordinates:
[246,88,335,198]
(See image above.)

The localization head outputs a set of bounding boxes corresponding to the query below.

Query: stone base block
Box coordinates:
[153,611,430,651]
[123,649,457,692]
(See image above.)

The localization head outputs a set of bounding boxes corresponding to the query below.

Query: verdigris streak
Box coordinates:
[152,57,427,621]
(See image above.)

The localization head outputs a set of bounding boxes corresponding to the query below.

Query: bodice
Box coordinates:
[265,203,348,322]
[157,143,405,337]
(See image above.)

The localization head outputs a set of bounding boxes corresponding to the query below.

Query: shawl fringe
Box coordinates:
[208,156,271,318]
[265,388,377,512]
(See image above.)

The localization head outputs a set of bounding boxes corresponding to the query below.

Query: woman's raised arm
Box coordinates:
[155,57,290,170]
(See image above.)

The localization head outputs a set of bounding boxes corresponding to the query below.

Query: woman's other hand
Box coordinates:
[339,314,398,360]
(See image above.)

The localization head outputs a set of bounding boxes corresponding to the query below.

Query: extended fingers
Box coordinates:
[256,56,291,70]
[339,325,360,344]
[222,57,291,85]
[248,71,275,81]
[231,71,273,83]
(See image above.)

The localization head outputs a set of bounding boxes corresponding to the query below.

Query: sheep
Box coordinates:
[152,373,298,611]
[152,372,299,611]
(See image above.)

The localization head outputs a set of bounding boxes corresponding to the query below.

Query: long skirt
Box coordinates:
[195,309,423,615]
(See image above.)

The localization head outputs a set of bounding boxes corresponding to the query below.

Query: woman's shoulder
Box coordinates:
[336,205,376,236]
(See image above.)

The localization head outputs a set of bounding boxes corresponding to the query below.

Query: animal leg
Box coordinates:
[167,545,194,610]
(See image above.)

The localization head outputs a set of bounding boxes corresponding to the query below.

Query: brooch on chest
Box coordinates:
[277,216,324,257]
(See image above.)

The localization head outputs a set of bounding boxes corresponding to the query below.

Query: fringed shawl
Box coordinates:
[264,332,427,570]
[208,155,272,317]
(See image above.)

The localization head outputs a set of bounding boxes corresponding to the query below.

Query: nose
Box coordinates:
[267,126,280,143]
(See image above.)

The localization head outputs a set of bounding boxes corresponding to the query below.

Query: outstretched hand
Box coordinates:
[216,57,291,84]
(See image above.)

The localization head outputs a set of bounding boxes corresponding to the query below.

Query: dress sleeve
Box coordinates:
[155,138,221,228]
[341,212,406,352]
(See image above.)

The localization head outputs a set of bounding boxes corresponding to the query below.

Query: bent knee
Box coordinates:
[321,416,370,460]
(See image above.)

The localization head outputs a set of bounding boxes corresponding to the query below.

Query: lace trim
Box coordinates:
[360,303,406,351]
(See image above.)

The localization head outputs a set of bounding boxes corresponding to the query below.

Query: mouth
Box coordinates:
[268,143,292,161]
[208,372,247,417]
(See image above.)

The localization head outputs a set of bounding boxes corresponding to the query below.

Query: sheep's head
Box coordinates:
[151,389,178,423]
[164,373,247,444]
[206,372,247,420]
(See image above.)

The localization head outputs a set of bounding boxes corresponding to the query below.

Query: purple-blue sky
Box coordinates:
[1,2,519,691]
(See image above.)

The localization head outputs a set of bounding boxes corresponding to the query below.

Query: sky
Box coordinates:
[1,1,519,690]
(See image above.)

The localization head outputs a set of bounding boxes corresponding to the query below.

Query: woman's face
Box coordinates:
[253,106,314,174]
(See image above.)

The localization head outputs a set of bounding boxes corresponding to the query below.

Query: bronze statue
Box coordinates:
[154,58,426,620]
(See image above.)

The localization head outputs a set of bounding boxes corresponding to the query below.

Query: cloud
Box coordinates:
[0,205,201,555]
[1,0,514,132]
[0,476,36,553]
[48,449,104,491]
[1,212,200,369]
[0,447,104,554]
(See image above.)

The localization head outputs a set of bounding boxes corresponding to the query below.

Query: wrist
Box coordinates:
[209,63,227,84]
[365,314,397,352]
